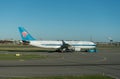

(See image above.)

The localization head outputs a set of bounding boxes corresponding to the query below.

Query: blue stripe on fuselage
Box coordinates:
[41,44,96,46]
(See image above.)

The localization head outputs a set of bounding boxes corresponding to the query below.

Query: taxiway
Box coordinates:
[0,48,119,78]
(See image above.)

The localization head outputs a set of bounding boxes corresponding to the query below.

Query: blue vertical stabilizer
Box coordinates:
[18,27,36,41]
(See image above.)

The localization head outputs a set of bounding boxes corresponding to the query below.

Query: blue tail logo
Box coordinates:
[18,27,36,41]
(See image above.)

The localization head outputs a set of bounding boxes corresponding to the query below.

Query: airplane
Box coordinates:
[18,27,96,52]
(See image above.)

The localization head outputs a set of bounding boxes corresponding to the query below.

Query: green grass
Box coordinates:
[0,44,55,52]
[0,44,119,52]
[0,54,47,60]
[5,75,114,79]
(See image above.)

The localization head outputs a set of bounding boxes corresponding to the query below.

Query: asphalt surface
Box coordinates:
[0,48,120,78]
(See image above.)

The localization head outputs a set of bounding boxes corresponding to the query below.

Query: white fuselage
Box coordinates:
[29,40,96,50]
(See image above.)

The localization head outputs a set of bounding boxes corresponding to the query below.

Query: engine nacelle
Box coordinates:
[74,47,81,51]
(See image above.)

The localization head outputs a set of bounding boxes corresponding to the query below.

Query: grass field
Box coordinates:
[5,75,114,79]
[0,44,120,52]
[0,44,55,52]
[0,53,48,60]
[0,44,119,60]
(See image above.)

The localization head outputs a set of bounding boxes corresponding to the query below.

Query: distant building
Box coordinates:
[96,42,120,47]
[0,40,13,44]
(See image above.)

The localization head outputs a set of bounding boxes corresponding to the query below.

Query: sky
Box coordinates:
[0,0,120,42]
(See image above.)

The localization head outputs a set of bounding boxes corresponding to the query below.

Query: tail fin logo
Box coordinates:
[22,31,28,37]
[19,27,36,40]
